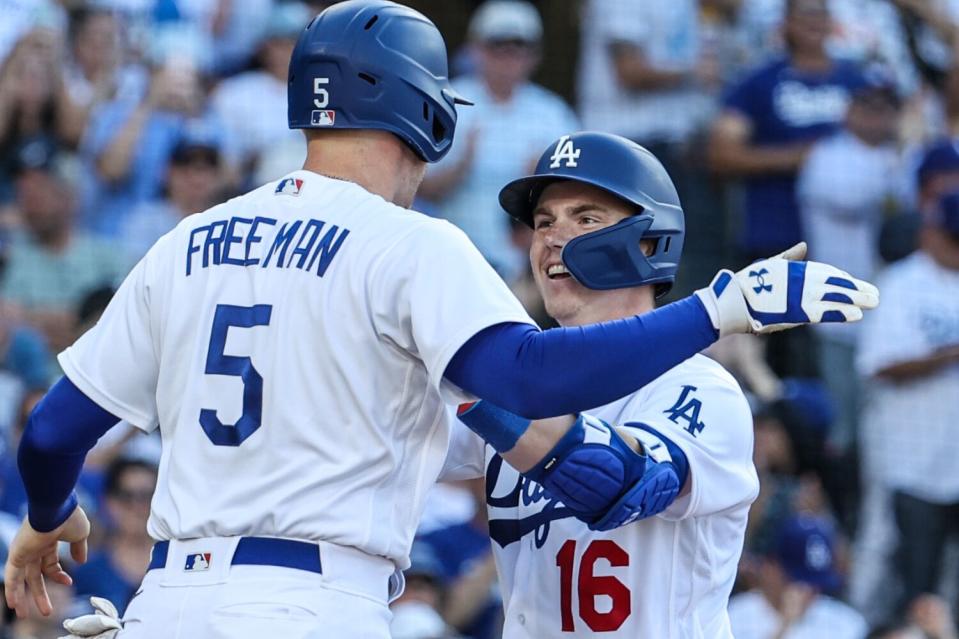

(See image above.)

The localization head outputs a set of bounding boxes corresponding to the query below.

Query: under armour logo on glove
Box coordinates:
[695,242,880,337]
[749,268,772,294]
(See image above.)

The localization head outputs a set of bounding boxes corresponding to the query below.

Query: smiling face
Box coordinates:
[530,180,656,326]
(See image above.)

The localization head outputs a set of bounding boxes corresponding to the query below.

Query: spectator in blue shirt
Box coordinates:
[708,0,868,261]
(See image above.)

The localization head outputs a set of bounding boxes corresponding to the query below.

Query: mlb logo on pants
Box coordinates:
[184,553,212,571]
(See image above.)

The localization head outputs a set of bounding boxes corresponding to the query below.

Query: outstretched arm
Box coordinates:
[5,377,118,617]
[446,245,879,419]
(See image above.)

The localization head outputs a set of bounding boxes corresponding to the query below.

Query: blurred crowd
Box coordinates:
[0,0,957,638]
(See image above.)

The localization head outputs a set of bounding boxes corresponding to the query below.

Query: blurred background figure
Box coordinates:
[855,184,959,623]
[578,0,720,292]
[419,0,578,282]
[709,0,866,263]
[709,0,869,378]
[796,68,908,455]
[78,42,225,236]
[72,458,158,617]
[211,2,311,186]
[63,6,147,135]
[1,137,125,355]
[391,540,463,639]
[417,478,501,639]
[729,515,867,639]
[0,26,83,200]
[118,126,227,260]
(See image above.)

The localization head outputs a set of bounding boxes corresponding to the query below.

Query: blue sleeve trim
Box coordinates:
[445,295,717,418]
[622,422,689,489]
[19,377,120,532]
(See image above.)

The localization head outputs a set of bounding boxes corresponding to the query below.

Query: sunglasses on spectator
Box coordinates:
[483,39,537,54]
[112,489,154,505]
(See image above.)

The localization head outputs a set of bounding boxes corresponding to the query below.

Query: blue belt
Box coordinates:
[149,537,323,574]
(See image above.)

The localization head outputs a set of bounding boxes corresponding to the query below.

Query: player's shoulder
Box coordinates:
[655,354,745,398]
[619,354,750,430]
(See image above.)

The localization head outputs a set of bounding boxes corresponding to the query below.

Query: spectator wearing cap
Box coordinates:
[419,0,578,282]
[117,127,226,260]
[210,2,312,185]
[72,458,157,617]
[78,42,225,236]
[1,138,127,354]
[417,477,501,639]
[796,69,909,454]
[855,185,959,618]
[729,515,867,639]
[880,139,959,264]
[391,540,463,639]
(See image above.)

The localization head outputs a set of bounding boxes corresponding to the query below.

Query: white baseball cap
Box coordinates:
[469,0,543,43]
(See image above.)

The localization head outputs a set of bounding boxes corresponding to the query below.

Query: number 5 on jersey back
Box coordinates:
[199,304,272,446]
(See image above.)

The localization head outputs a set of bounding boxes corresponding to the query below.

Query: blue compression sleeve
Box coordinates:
[445,295,716,419]
[19,377,120,531]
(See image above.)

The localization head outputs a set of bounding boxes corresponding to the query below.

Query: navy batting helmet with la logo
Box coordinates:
[499,131,685,297]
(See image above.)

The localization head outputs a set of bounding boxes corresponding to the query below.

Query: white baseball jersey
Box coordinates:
[59,170,535,568]
[442,354,759,638]
[856,250,959,503]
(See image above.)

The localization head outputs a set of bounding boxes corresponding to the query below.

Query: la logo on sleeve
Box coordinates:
[664,385,706,437]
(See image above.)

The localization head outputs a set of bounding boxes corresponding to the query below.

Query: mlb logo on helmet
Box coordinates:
[184,552,212,571]
[311,110,336,126]
[275,178,304,196]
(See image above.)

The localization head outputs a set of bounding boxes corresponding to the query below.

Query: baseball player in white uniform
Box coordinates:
[441,132,862,638]
[3,4,878,639]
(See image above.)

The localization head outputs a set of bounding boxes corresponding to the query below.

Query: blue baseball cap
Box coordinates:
[934,190,959,240]
[852,64,901,107]
[775,515,841,593]
[917,139,959,188]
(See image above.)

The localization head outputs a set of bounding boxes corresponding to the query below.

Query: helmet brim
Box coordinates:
[499,174,647,228]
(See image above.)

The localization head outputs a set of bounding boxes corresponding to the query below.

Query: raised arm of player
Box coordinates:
[445,242,878,420]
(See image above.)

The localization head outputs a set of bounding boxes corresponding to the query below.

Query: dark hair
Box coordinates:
[104,458,158,497]
[77,285,116,328]
[68,6,114,45]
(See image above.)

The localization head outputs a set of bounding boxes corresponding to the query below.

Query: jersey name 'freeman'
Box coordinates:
[186,215,351,277]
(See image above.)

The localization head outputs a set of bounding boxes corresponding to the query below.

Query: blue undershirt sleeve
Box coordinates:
[18,377,121,532]
[445,295,717,418]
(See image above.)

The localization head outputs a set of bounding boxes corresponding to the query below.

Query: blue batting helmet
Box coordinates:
[499,132,685,297]
[287,0,471,162]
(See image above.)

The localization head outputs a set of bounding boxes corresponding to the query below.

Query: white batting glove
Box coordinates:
[695,242,880,337]
[59,597,122,639]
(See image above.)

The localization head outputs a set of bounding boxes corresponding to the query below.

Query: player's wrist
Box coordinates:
[26,491,79,534]
[456,401,531,454]
[695,270,752,338]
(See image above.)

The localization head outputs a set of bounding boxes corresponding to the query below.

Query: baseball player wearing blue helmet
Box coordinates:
[451,132,876,637]
[7,3,878,638]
